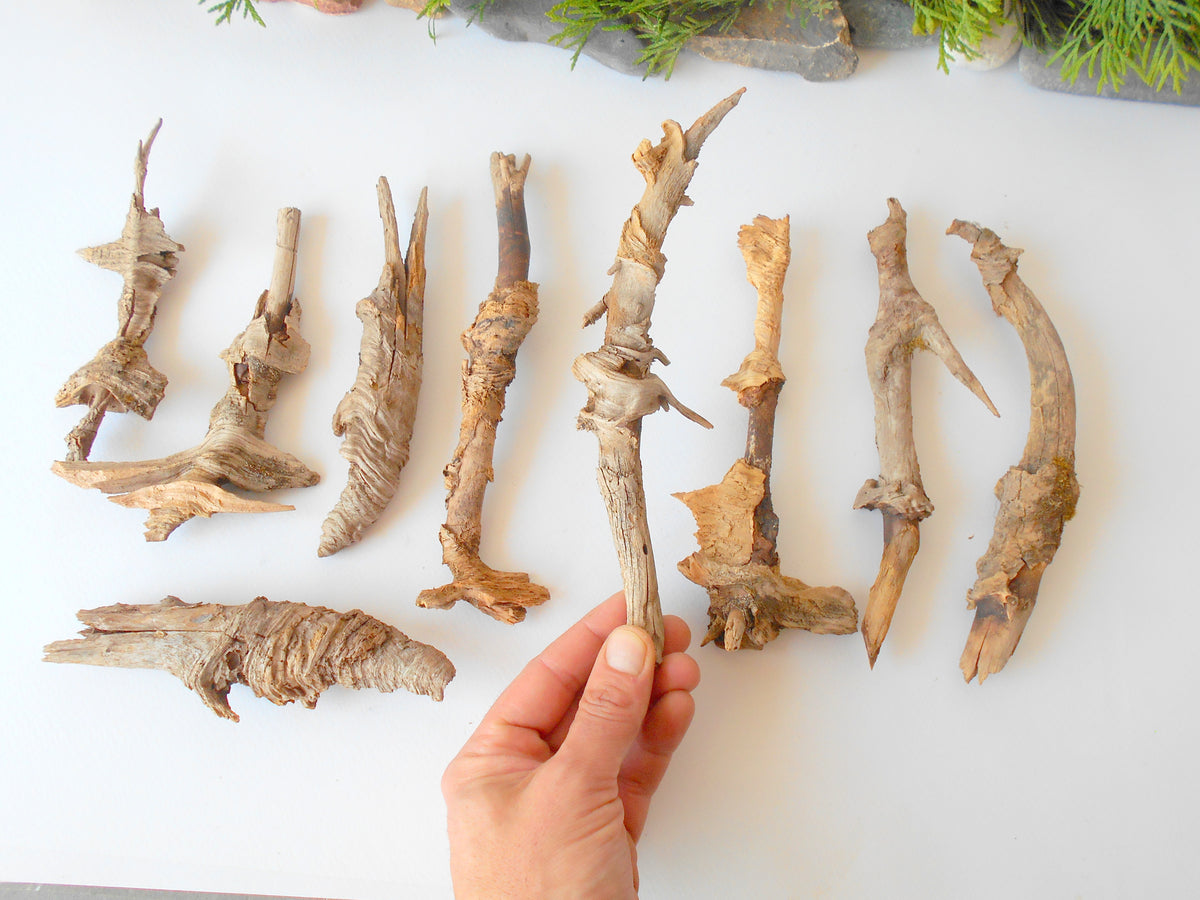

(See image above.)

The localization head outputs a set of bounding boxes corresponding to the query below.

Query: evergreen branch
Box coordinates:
[203,0,266,26]
[908,0,1007,71]
[419,1,498,40]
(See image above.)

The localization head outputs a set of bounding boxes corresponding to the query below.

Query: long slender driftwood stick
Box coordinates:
[675,215,858,650]
[56,120,184,461]
[45,595,454,721]
[53,209,319,541]
[948,220,1079,683]
[855,198,998,668]
[574,90,743,660]
[319,180,429,557]
[416,154,548,623]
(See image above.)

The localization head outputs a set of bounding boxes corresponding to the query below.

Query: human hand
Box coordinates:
[442,592,701,899]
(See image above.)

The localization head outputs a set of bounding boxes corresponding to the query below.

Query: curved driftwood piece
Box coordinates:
[675,215,857,650]
[416,153,548,623]
[53,209,319,541]
[56,120,184,462]
[948,220,1079,684]
[855,198,998,668]
[45,595,454,721]
[319,180,429,557]
[574,89,743,660]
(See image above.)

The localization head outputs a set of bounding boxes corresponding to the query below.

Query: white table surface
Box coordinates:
[2,1,1197,897]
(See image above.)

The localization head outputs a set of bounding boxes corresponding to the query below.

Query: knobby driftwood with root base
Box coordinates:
[319,180,429,557]
[416,153,549,624]
[675,215,857,650]
[53,208,319,541]
[45,595,454,721]
[949,220,1079,684]
[855,198,998,668]
[573,90,743,661]
[56,120,184,462]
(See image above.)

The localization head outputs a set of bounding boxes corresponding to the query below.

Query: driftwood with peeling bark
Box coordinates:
[53,208,319,541]
[573,90,743,660]
[56,120,184,462]
[45,595,454,721]
[676,215,858,650]
[319,180,428,557]
[855,198,998,668]
[416,154,548,623]
[949,220,1079,683]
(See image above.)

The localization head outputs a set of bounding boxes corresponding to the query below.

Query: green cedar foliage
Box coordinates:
[203,0,266,26]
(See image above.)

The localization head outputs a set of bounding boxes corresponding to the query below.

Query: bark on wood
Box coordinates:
[948,219,1079,683]
[319,180,428,557]
[45,595,454,721]
[52,208,319,541]
[855,198,998,668]
[675,215,857,650]
[56,120,183,462]
[573,90,743,661]
[415,153,548,623]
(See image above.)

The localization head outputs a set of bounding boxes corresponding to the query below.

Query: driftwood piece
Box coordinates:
[573,90,743,660]
[415,154,548,623]
[675,215,858,650]
[56,120,184,462]
[52,209,319,541]
[948,220,1079,683]
[855,198,998,667]
[319,180,428,557]
[45,595,454,721]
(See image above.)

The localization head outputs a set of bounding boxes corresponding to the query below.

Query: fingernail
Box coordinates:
[605,626,649,676]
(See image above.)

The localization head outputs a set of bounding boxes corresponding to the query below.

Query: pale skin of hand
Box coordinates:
[443,591,701,899]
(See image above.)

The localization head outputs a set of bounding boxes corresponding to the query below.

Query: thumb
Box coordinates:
[556,625,655,783]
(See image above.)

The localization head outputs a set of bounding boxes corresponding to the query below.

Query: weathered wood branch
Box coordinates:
[53,208,319,541]
[855,198,998,668]
[56,120,184,462]
[45,595,454,721]
[676,215,857,650]
[416,153,548,623]
[319,180,428,557]
[573,90,743,660]
[949,219,1079,683]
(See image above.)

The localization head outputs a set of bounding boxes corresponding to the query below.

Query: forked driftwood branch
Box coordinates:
[53,209,319,541]
[416,153,548,623]
[319,180,429,557]
[573,89,743,660]
[675,215,857,650]
[855,198,998,668]
[56,120,184,462]
[45,595,454,721]
[949,220,1079,683]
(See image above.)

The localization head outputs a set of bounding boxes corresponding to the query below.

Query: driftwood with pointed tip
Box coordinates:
[45,595,454,721]
[56,120,183,462]
[855,198,998,668]
[53,208,319,541]
[573,90,743,661]
[415,154,548,623]
[319,180,428,557]
[948,219,1079,684]
[675,215,857,650]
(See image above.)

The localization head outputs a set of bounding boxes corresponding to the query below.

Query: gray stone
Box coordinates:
[686,3,858,81]
[1019,46,1200,107]
[840,0,935,50]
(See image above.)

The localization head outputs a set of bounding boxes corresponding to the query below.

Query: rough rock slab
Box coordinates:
[1020,47,1200,107]
[264,0,363,13]
[840,0,934,50]
[687,3,857,80]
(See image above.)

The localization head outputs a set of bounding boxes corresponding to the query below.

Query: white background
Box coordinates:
[1,1,1197,897]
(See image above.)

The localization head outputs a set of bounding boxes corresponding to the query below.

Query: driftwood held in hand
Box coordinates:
[415,153,548,623]
[855,198,998,668]
[52,209,319,541]
[949,220,1079,683]
[56,120,184,462]
[319,180,428,557]
[675,215,857,650]
[44,595,454,721]
[573,90,743,661]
